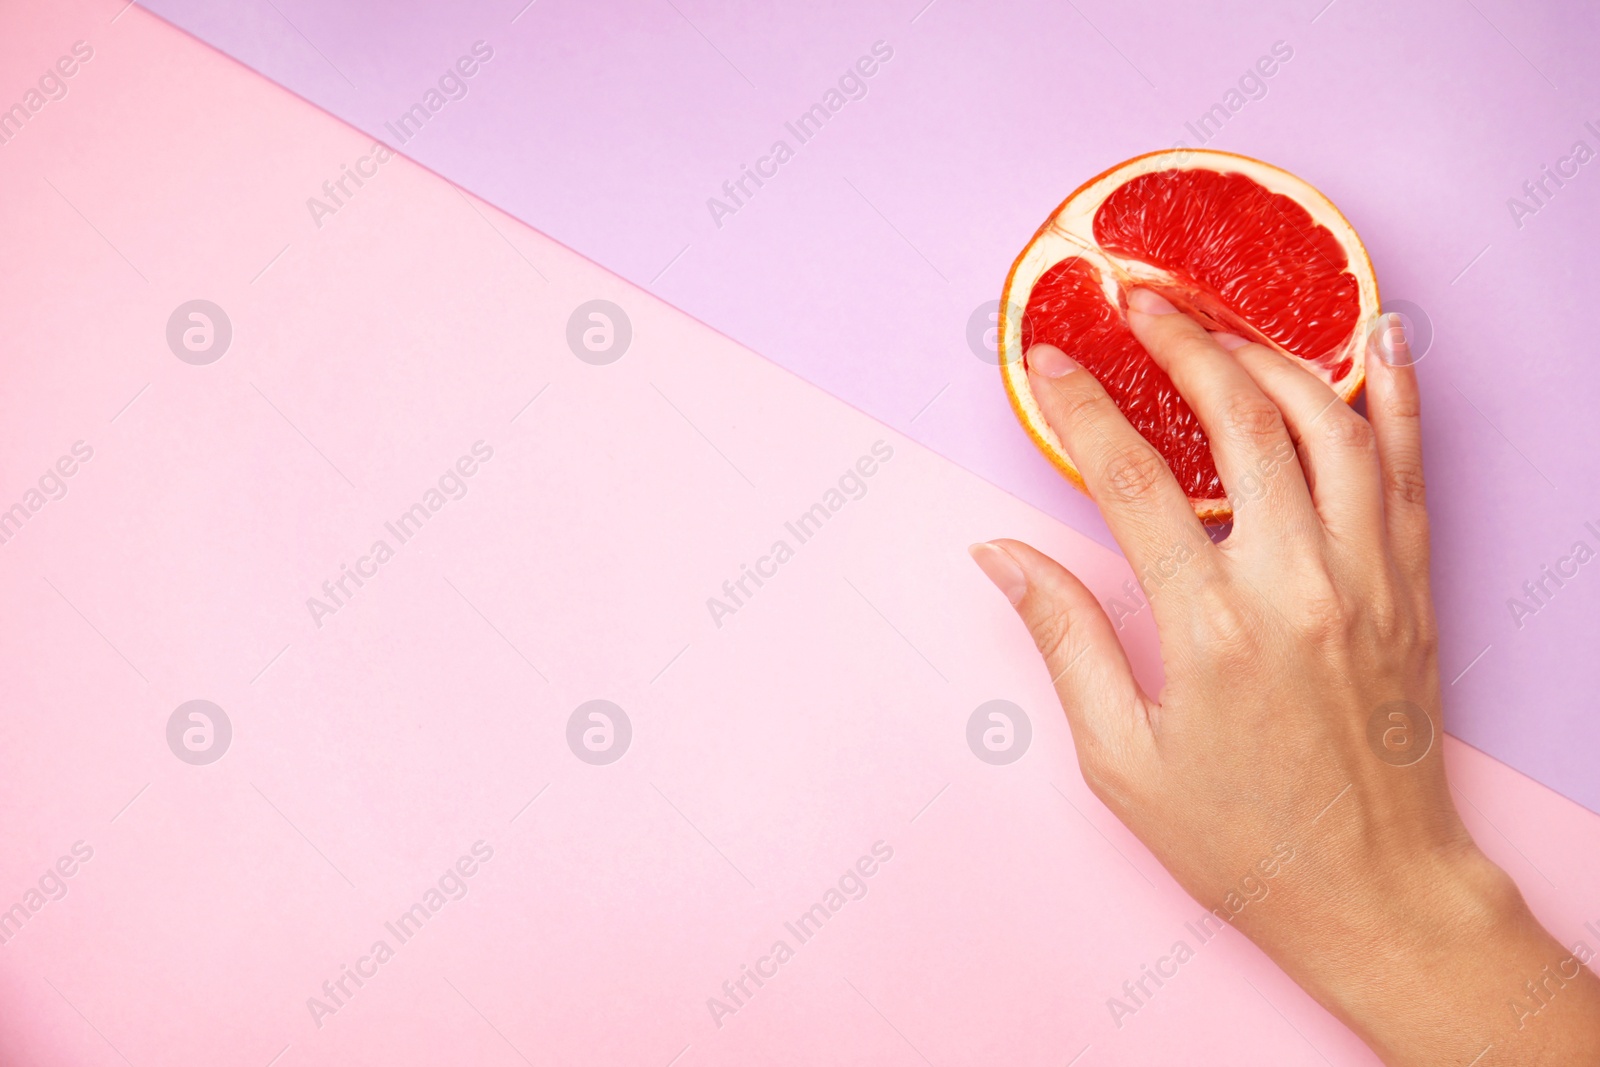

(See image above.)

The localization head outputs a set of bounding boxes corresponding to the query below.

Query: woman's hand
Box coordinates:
[970,289,1600,1066]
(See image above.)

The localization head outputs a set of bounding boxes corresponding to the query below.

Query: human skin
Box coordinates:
[969,289,1600,1066]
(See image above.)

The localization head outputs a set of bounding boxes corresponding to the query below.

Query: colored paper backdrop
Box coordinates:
[134,0,1600,814]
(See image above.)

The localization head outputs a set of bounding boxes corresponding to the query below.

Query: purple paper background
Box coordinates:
[139,0,1600,813]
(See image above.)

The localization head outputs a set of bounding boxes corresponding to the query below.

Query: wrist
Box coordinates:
[1273,844,1599,1066]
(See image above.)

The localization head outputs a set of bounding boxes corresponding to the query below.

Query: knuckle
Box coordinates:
[1054,383,1108,429]
[1295,573,1348,640]
[1383,582,1438,650]
[1191,586,1256,661]
[1169,332,1221,366]
[1384,459,1428,507]
[1031,605,1079,671]
[1320,410,1376,453]
[1364,589,1402,640]
[1376,600,1439,670]
[1382,388,1423,422]
[1099,443,1170,503]
[1218,395,1286,445]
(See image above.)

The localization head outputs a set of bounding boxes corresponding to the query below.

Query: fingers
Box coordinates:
[1224,334,1385,548]
[1363,315,1432,587]
[1026,342,1216,596]
[1125,289,1314,532]
[969,539,1153,774]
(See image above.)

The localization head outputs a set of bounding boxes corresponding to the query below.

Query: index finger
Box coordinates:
[1026,343,1218,596]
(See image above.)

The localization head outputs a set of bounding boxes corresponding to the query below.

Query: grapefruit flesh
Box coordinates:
[1000,150,1379,520]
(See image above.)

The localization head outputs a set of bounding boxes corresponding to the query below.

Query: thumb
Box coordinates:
[969,539,1153,780]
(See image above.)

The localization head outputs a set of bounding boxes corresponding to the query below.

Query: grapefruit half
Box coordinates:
[998,149,1380,522]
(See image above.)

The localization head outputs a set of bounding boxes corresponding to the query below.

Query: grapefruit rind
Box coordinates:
[998,148,1380,523]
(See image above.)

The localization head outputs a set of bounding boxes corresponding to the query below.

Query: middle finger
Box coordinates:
[1125,288,1316,539]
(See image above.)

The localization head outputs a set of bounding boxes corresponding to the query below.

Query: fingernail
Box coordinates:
[1127,288,1178,316]
[1211,332,1250,351]
[969,542,1027,605]
[1376,313,1413,366]
[1026,343,1079,379]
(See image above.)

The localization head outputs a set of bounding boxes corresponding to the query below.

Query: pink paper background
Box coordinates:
[132,0,1600,815]
[2,2,1598,1064]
